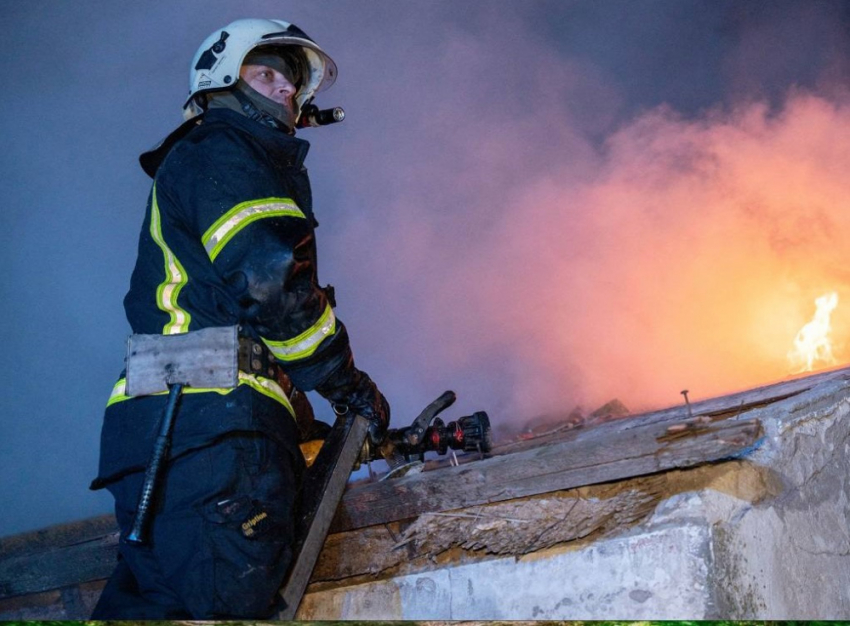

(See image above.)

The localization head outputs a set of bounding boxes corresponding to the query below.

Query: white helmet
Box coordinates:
[183,18,337,122]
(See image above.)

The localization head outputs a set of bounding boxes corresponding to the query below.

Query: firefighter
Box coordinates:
[90,18,390,618]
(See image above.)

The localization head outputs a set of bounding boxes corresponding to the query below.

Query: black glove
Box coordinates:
[317,364,391,446]
[357,384,390,446]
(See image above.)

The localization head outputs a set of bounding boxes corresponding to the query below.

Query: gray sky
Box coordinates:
[3,1,850,537]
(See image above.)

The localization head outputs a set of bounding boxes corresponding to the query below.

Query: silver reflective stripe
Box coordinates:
[151,183,191,334]
[263,304,336,362]
[106,379,129,407]
[237,373,295,418]
[202,197,305,261]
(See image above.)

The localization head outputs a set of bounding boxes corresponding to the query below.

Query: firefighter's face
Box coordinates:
[240,63,297,108]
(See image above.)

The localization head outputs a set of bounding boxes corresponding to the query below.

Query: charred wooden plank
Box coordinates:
[330,417,762,533]
[0,530,118,598]
[616,368,850,430]
[0,515,116,559]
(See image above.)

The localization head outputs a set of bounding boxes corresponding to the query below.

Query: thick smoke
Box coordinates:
[485,92,850,416]
[321,7,850,423]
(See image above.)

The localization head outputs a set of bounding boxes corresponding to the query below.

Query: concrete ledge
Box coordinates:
[299,524,713,619]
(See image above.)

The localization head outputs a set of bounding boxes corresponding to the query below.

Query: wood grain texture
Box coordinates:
[330,416,762,533]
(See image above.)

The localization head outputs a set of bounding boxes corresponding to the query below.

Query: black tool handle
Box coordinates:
[404,390,456,447]
[125,383,183,545]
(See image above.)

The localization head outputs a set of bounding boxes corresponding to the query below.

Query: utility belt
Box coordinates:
[125,326,288,397]
[238,336,286,382]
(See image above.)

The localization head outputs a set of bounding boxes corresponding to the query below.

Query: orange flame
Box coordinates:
[788,292,839,373]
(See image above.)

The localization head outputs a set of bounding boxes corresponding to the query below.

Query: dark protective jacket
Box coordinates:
[94,108,362,485]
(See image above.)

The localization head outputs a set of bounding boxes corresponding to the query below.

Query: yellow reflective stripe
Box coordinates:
[106,378,230,407]
[202,197,305,261]
[151,183,191,334]
[262,304,336,362]
[237,373,295,418]
[106,379,130,407]
[105,374,295,419]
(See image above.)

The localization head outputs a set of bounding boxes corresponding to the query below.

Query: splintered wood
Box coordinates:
[391,484,660,556]
[311,478,664,584]
[310,460,780,583]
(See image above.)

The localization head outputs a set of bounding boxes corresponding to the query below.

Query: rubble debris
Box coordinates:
[512,399,630,443]
[588,398,630,423]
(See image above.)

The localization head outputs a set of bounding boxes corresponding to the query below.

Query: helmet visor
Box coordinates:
[243,46,306,89]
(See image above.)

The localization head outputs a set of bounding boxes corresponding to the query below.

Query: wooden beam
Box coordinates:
[0,529,118,599]
[0,514,118,600]
[330,417,762,533]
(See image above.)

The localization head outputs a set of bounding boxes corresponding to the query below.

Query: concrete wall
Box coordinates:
[708,377,850,618]
[300,524,715,620]
[297,376,850,620]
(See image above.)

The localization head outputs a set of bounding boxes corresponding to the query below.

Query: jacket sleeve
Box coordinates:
[159,126,357,392]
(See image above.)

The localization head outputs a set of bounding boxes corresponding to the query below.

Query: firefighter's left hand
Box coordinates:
[351,381,390,446]
[318,364,391,445]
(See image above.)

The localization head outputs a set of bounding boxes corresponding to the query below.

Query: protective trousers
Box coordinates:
[92,433,300,619]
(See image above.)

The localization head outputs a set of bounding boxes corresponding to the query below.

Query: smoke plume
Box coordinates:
[322,9,850,422]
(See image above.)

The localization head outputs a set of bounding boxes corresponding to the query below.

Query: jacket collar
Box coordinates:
[139,108,310,178]
[204,108,310,168]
